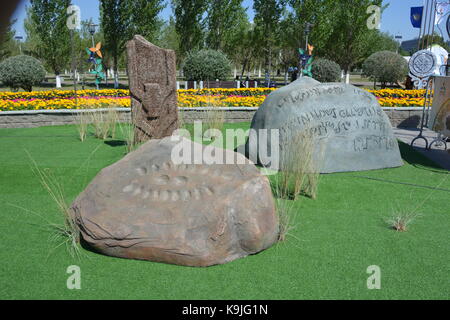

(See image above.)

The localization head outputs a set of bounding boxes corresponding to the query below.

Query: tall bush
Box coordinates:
[183,49,231,81]
[0,55,46,91]
[311,58,341,83]
[363,51,408,88]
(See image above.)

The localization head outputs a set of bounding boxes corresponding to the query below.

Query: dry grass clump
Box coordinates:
[118,120,137,154]
[25,152,81,258]
[386,213,419,232]
[272,128,325,242]
[204,106,225,134]
[275,129,325,201]
[90,107,119,140]
[202,89,225,137]
[74,111,90,142]
[384,172,449,232]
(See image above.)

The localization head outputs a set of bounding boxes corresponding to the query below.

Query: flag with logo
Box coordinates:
[410,6,424,28]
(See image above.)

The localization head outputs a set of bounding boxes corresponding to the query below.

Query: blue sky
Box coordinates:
[11,0,447,42]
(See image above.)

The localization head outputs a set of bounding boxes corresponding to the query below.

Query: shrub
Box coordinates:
[311,58,341,82]
[363,51,408,88]
[183,49,231,81]
[0,55,46,91]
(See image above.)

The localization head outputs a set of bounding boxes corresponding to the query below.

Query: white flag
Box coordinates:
[435,2,449,25]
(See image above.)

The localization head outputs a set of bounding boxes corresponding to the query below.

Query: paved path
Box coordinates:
[394,128,450,170]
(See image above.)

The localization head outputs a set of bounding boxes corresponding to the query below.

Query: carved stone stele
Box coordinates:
[126,35,178,143]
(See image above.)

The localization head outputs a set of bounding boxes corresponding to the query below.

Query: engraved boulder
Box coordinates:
[245,77,403,173]
[70,136,279,267]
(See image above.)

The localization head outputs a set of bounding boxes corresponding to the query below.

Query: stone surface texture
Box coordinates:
[70,136,279,267]
[126,35,178,143]
[246,77,404,173]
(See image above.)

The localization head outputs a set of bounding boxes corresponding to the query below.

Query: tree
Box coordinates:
[156,16,181,62]
[356,30,399,68]
[183,49,231,81]
[317,0,385,73]
[130,0,165,43]
[205,0,248,53]
[0,20,16,61]
[172,0,208,59]
[27,0,71,75]
[230,20,259,79]
[288,0,324,52]
[419,33,450,52]
[0,54,46,91]
[253,0,286,81]
[363,51,408,88]
[100,0,133,84]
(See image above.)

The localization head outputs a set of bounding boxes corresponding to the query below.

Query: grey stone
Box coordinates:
[126,35,179,143]
[70,136,279,267]
[245,77,403,173]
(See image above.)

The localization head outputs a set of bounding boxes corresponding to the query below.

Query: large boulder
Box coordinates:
[70,136,278,267]
[245,77,403,173]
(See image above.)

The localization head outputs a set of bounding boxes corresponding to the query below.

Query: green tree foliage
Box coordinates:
[156,16,181,63]
[419,33,450,52]
[100,0,133,74]
[27,0,71,75]
[232,21,258,78]
[362,51,408,88]
[317,0,384,73]
[205,0,248,54]
[311,58,341,82]
[183,49,231,81]
[130,0,165,42]
[100,0,165,74]
[0,55,46,91]
[287,0,323,51]
[0,20,17,61]
[172,0,207,58]
[253,0,286,77]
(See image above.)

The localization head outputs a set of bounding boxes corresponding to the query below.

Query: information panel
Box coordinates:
[429,76,450,137]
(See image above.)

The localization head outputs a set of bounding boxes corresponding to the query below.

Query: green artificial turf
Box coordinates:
[0,123,449,300]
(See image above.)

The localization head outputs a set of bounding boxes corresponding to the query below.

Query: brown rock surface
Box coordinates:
[126,35,178,143]
[70,137,279,267]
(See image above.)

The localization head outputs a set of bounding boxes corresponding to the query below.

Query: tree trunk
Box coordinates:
[114,55,119,89]
[241,59,248,79]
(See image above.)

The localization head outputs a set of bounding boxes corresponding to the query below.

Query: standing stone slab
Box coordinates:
[70,136,278,267]
[126,35,178,143]
[246,77,403,173]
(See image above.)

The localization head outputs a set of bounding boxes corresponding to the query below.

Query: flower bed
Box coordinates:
[0,88,427,112]
[0,96,130,111]
[0,89,129,100]
[178,88,275,96]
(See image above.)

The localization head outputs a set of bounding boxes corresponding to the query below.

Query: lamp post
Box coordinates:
[14,35,23,54]
[88,23,99,89]
[395,34,403,54]
[88,23,98,47]
[299,22,313,77]
[304,22,313,52]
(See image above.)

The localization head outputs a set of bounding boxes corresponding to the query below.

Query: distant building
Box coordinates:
[401,38,450,55]
[400,39,419,54]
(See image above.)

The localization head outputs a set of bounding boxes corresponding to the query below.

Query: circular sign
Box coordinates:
[409,49,437,79]
[447,14,450,38]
